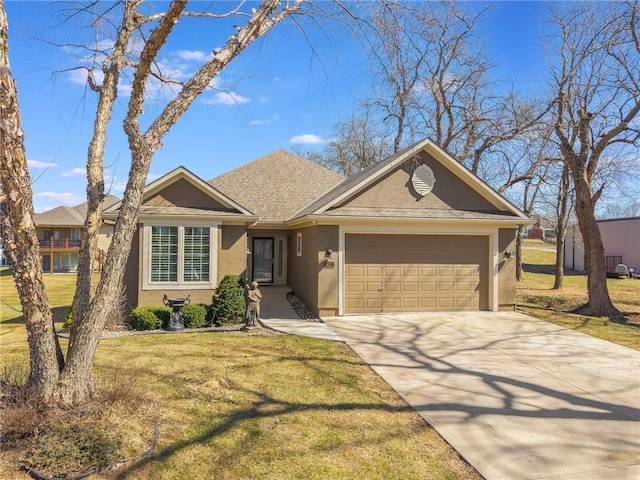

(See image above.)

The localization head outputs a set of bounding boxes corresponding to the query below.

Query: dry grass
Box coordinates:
[517,241,640,350]
[0,270,478,480]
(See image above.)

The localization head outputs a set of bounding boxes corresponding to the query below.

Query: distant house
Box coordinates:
[564,217,640,273]
[526,215,555,241]
[35,196,119,273]
[104,138,532,316]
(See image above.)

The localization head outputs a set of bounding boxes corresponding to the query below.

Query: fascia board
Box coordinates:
[285,214,534,228]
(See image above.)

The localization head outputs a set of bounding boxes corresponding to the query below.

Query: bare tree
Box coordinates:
[1,0,304,405]
[308,105,393,175]
[361,0,546,200]
[547,1,640,316]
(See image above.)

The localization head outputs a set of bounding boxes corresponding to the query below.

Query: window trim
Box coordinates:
[141,221,218,291]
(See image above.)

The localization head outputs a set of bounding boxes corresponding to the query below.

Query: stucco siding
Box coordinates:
[146,178,231,210]
[340,151,497,212]
[498,228,516,309]
[316,225,340,316]
[219,225,248,281]
[123,225,141,310]
[136,289,214,308]
[287,227,319,312]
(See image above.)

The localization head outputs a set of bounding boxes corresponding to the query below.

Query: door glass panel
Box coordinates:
[253,238,274,284]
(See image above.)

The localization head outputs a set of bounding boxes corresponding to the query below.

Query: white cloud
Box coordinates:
[28,160,58,169]
[176,49,213,62]
[62,168,87,177]
[204,91,251,106]
[290,134,326,145]
[34,191,84,205]
[250,115,279,126]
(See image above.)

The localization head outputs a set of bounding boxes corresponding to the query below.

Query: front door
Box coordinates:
[252,237,274,284]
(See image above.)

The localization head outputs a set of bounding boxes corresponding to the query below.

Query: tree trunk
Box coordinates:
[553,164,570,290]
[553,235,565,290]
[574,178,618,316]
[58,147,152,405]
[515,224,525,282]
[70,0,139,347]
[0,0,63,399]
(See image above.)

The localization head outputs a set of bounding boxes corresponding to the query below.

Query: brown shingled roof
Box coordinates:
[36,195,120,226]
[209,149,344,223]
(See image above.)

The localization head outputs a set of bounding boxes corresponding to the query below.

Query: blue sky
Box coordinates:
[4,1,549,213]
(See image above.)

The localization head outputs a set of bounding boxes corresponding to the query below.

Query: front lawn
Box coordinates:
[0,272,478,479]
[517,241,640,350]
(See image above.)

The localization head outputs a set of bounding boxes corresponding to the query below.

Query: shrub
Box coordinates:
[129,307,162,331]
[211,274,246,325]
[62,309,73,329]
[148,306,172,329]
[183,303,208,329]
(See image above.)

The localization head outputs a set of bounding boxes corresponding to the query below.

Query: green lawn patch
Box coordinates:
[518,241,640,351]
[0,274,478,479]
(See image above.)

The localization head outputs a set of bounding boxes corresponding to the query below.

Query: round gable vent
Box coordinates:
[412,164,436,196]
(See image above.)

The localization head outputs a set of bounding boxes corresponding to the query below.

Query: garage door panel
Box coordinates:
[347,265,365,277]
[403,298,419,309]
[403,282,419,293]
[456,281,474,292]
[384,298,401,309]
[385,281,401,292]
[384,266,401,277]
[421,281,437,293]
[345,234,489,314]
[403,266,419,277]
[366,298,382,310]
[346,298,364,310]
[439,281,454,293]
[366,266,383,277]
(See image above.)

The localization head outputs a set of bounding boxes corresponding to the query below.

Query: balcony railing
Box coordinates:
[38,238,81,249]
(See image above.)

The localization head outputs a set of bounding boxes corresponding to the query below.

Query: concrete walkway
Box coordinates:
[323,312,640,480]
[258,286,341,341]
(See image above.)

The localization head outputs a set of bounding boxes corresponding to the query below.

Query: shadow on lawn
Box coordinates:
[0,306,70,324]
[113,389,413,479]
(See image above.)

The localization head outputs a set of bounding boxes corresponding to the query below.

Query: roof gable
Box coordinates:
[104,167,255,218]
[209,149,344,223]
[291,138,529,222]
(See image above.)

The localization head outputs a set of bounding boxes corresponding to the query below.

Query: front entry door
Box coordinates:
[252,237,274,284]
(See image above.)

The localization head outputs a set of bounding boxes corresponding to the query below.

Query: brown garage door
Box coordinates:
[345,234,489,313]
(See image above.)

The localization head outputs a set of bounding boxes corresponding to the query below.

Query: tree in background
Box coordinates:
[307,105,393,176]
[547,1,640,316]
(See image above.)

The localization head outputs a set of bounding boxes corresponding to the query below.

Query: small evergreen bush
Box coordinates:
[129,307,162,331]
[183,303,207,329]
[148,306,172,329]
[211,274,246,325]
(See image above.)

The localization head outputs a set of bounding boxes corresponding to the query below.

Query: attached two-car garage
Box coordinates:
[344,234,489,314]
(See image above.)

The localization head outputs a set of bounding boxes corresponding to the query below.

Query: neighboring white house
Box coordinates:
[565,217,640,272]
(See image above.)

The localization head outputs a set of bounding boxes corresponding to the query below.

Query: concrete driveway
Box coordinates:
[323,311,640,480]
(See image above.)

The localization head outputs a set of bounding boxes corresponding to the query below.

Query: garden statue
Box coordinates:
[244,281,262,329]
[163,294,191,331]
